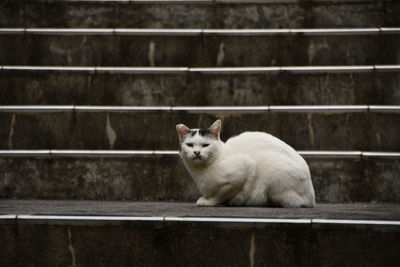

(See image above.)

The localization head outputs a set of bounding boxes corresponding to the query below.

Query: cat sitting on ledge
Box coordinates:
[176,120,315,208]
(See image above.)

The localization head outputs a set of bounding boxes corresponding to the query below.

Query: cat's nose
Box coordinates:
[194,151,200,156]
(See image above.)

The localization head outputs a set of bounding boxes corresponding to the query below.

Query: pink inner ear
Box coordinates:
[209,120,221,138]
[176,124,191,142]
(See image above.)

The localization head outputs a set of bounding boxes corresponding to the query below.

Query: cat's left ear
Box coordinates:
[176,123,191,143]
[209,119,222,139]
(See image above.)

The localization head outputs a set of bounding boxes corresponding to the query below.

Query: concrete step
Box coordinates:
[1,28,399,66]
[1,201,400,266]
[3,200,400,219]
[0,0,398,28]
[1,151,400,203]
[1,66,399,106]
[1,106,399,151]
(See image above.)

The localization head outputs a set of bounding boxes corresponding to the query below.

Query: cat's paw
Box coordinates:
[196,197,218,207]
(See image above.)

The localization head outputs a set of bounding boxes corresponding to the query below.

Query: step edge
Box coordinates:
[2,27,398,36]
[0,0,382,4]
[1,105,399,113]
[0,150,399,158]
[3,65,400,74]
[2,214,400,227]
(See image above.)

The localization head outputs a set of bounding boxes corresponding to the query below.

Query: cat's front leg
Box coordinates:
[196,180,245,207]
[196,155,255,207]
[196,196,219,207]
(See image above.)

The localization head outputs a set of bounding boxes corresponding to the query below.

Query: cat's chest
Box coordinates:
[191,166,217,183]
[190,163,226,189]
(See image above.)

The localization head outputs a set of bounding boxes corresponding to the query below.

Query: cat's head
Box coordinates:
[176,119,222,166]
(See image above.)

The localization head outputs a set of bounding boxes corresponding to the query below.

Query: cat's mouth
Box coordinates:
[193,155,203,160]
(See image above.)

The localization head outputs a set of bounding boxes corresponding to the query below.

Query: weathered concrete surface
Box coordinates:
[309,158,400,203]
[0,111,399,151]
[0,205,400,267]
[1,156,400,203]
[0,1,398,28]
[2,201,400,220]
[1,34,399,66]
[0,156,196,201]
[2,71,399,106]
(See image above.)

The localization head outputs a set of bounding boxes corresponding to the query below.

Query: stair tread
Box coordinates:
[1,200,400,221]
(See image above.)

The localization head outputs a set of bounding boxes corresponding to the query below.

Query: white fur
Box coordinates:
[176,120,316,208]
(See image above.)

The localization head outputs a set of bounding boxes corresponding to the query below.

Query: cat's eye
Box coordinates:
[202,144,210,147]
[186,143,193,147]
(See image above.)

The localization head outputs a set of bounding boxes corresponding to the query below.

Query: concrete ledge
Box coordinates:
[0,150,400,159]
[0,0,390,4]
[2,104,400,113]
[1,0,397,28]
[2,214,400,227]
[1,155,399,203]
[2,27,399,35]
[4,30,397,66]
[2,65,400,73]
[1,70,399,106]
[0,109,398,151]
[0,0,387,4]
[0,110,400,152]
[1,201,400,266]
[1,219,399,267]
[1,201,400,221]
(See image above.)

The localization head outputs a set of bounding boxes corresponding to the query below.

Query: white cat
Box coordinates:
[176,119,315,208]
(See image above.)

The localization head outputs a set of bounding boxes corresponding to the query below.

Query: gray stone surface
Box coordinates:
[0,1,398,28]
[0,1,399,265]
[1,34,399,66]
[0,111,399,151]
[1,156,400,203]
[1,220,399,267]
[1,200,400,220]
[2,71,399,106]
[1,201,400,267]
[0,155,196,201]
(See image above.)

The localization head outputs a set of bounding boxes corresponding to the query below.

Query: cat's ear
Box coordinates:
[176,124,191,143]
[208,119,222,139]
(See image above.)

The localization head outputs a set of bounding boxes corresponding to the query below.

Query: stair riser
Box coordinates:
[0,112,399,151]
[1,72,399,105]
[1,219,400,267]
[1,156,399,203]
[0,1,397,28]
[1,35,398,66]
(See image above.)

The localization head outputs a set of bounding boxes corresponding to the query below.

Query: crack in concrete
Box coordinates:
[216,42,225,67]
[8,114,16,149]
[68,227,77,267]
[106,114,117,149]
[249,232,256,267]
[307,113,315,148]
[148,41,156,67]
